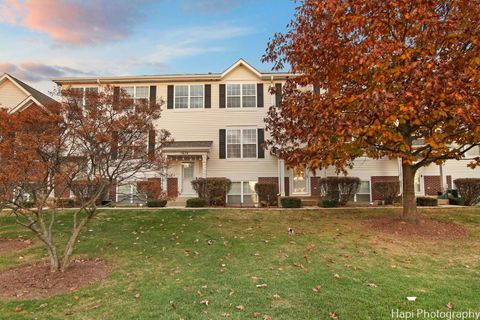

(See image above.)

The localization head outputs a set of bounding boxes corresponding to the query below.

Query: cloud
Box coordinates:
[181,0,247,13]
[0,0,150,45]
[0,61,93,82]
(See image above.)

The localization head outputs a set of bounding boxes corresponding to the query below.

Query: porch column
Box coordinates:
[397,158,403,195]
[201,154,207,178]
[439,164,445,193]
[278,159,285,196]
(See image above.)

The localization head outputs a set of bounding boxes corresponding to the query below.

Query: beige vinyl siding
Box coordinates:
[0,80,28,110]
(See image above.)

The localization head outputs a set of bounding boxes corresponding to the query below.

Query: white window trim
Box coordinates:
[116,183,136,204]
[227,181,258,204]
[174,85,205,109]
[121,85,150,101]
[354,180,371,202]
[226,127,258,159]
[73,87,98,106]
[226,83,257,108]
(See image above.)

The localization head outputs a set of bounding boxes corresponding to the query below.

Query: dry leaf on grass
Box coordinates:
[200,299,209,306]
[367,283,377,288]
[235,304,245,311]
[329,311,339,319]
[253,311,261,318]
[334,273,340,279]
[256,284,268,288]
[447,302,454,309]
[312,284,322,293]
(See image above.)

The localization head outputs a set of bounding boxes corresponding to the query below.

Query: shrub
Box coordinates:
[319,177,360,206]
[320,199,339,208]
[255,183,278,207]
[449,198,465,206]
[20,201,35,208]
[454,178,480,206]
[280,197,301,208]
[448,189,459,198]
[372,181,400,205]
[191,177,232,206]
[55,198,74,208]
[137,180,162,200]
[416,197,438,206]
[71,178,109,205]
[147,199,167,207]
[186,198,206,208]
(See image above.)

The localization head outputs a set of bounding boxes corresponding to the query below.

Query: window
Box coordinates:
[71,87,98,107]
[355,181,370,202]
[174,85,204,109]
[117,183,139,204]
[226,84,256,108]
[122,86,149,104]
[227,181,257,205]
[226,128,257,159]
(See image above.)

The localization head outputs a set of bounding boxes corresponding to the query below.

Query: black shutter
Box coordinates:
[167,85,174,109]
[111,131,119,160]
[149,85,157,107]
[205,84,211,108]
[148,129,156,157]
[257,83,264,108]
[275,83,282,107]
[257,128,265,159]
[313,86,321,94]
[113,86,120,109]
[219,84,226,108]
[219,129,226,159]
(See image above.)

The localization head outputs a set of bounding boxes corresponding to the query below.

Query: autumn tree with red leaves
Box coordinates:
[263,0,480,221]
[0,88,171,272]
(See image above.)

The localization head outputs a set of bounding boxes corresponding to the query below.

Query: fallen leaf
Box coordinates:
[171,303,177,310]
[273,294,281,299]
[184,250,190,256]
[197,290,203,297]
[367,283,377,288]
[256,284,268,288]
[74,295,80,300]
[253,312,261,318]
[228,288,235,296]
[39,303,48,309]
[134,293,140,299]
[236,304,245,311]
[15,306,22,312]
[263,315,272,320]
[447,302,454,310]
[334,273,340,279]
[312,284,322,293]
[222,313,231,317]
[329,311,339,319]
[200,299,209,306]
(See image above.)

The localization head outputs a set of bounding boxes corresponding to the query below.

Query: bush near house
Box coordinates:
[372,181,400,205]
[55,198,75,208]
[454,178,480,206]
[280,197,301,208]
[186,198,206,208]
[320,199,339,208]
[319,177,360,206]
[416,197,438,206]
[255,183,278,207]
[147,199,167,207]
[449,198,465,206]
[191,178,232,206]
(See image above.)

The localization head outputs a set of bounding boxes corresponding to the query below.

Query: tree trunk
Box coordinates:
[402,162,419,223]
[61,227,82,272]
[45,240,60,272]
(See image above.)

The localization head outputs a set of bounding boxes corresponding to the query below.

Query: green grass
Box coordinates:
[0,207,479,319]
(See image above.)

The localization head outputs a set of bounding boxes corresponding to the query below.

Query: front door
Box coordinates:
[292,166,309,195]
[181,162,195,195]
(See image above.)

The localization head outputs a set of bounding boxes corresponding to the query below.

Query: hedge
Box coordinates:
[319,177,360,206]
[186,198,206,208]
[416,197,438,206]
[372,181,400,205]
[449,198,465,206]
[147,199,167,207]
[280,197,301,208]
[454,178,480,206]
[255,182,278,207]
[55,198,75,208]
[191,177,232,206]
[320,199,339,208]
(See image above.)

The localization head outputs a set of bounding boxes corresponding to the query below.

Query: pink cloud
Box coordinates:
[0,0,148,45]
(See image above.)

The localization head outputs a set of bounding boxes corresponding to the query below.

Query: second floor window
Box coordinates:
[227,128,257,158]
[226,84,256,108]
[123,86,149,104]
[71,87,98,107]
[175,85,204,109]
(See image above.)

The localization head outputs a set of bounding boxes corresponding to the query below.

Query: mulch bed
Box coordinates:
[0,238,32,254]
[0,259,111,299]
[363,217,468,241]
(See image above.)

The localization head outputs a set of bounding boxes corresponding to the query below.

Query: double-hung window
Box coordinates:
[226,128,257,159]
[122,86,149,104]
[71,87,98,107]
[355,181,371,202]
[226,84,256,108]
[174,85,204,109]
[227,181,257,205]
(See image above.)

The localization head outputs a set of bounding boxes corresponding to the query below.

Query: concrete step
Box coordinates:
[438,199,449,205]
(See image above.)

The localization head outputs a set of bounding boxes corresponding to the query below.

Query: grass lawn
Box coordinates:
[0,207,479,319]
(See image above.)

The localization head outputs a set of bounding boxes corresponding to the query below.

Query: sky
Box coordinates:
[0,0,297,95]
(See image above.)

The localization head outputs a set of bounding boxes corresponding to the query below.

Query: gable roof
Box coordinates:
[0,73,57,106]
[52,59,294,85]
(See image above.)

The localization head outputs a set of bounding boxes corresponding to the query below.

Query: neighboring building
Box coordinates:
[0,73,57,112]
[6,60,479,205]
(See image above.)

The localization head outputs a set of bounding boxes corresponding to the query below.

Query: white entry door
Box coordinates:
[292,166,309,195]
[181,162,195,195]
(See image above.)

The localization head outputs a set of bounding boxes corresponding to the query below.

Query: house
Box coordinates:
[5,60,480,205]
[0,73,57,113]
